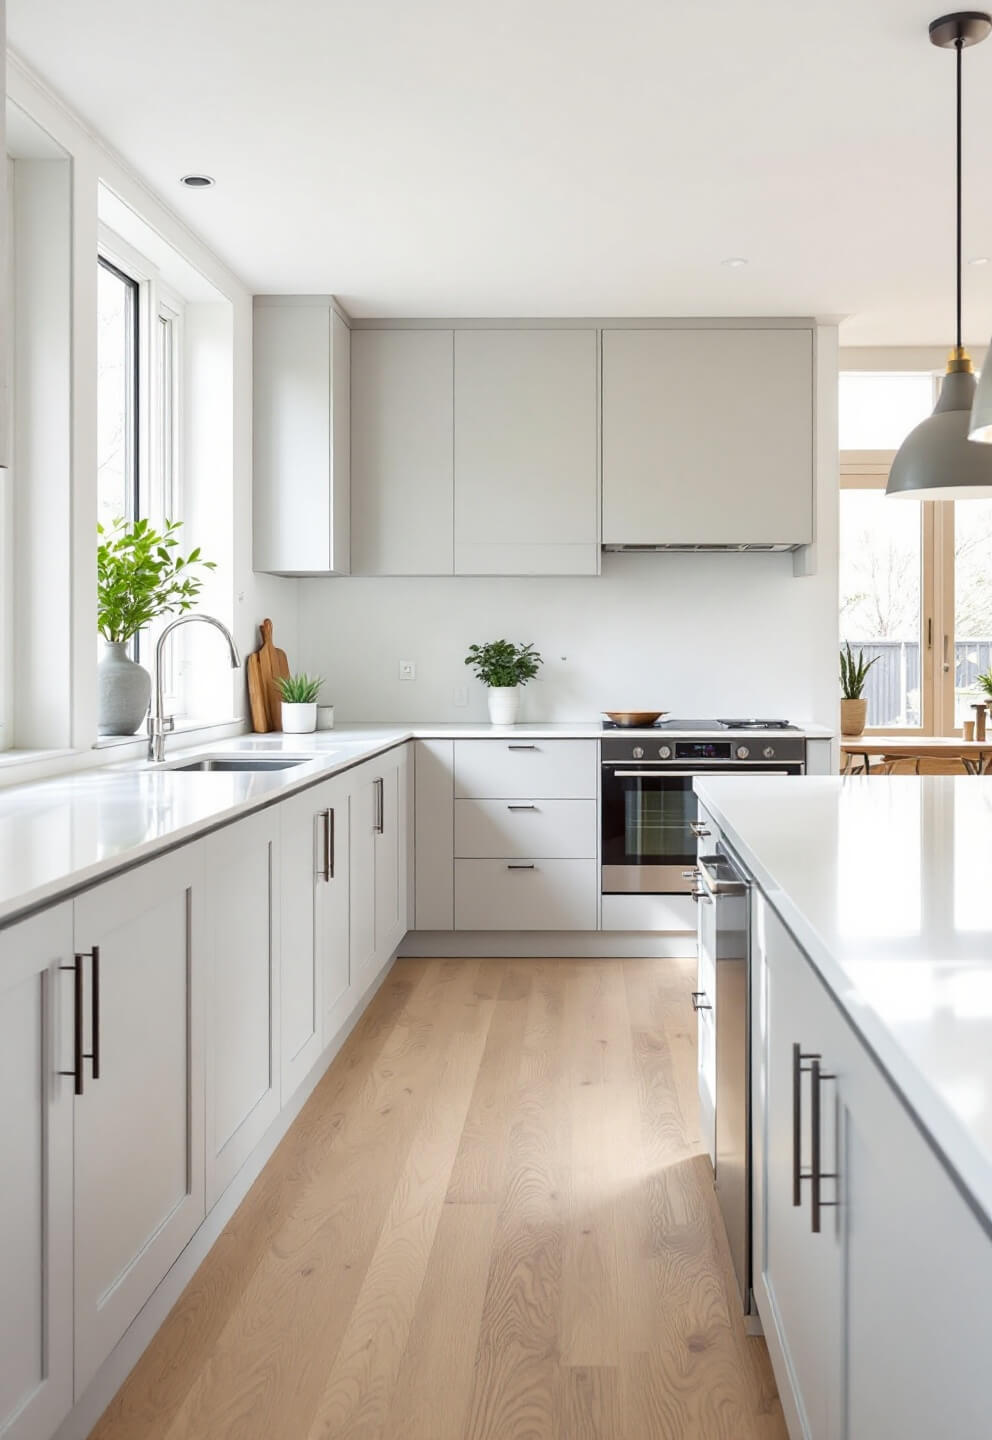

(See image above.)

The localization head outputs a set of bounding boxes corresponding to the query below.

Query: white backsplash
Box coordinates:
[295,550,838,726]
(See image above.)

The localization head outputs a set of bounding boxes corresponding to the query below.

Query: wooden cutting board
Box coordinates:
[246,650,271,733]
[257,618,290,730]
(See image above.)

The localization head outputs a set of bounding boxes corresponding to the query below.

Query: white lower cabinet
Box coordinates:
[0,906,74,1440]
[204,809,280,1210]
[350,746,410,985]
[454,858,597,930]
[753,889,992,1440]
[280,773,353,1102]
[72,848,205,1395]
[753,894,842,1440]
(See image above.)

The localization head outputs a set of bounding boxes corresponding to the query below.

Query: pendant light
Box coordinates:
[887,11,992,498]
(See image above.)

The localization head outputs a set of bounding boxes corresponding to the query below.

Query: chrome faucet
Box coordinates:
[147,614,241,762]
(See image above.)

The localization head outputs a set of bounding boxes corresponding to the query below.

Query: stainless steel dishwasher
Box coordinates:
[697,848,753,1316]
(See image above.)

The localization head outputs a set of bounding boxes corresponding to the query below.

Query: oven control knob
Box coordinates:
[763,745,775,759]
[736,745,750,760]
[658,745,672,759]
[632,746,645,759]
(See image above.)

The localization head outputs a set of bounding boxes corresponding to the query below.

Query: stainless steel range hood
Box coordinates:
[602,542,800,554]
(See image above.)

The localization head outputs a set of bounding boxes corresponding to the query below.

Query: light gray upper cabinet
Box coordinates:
[350,329,454,575]
[253,299,351,575]
[453,328,599,575]
[602,327,814,547]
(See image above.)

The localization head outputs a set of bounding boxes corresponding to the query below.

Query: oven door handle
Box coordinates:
[608,770,707,778]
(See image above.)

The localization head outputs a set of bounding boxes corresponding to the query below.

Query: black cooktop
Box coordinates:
[601,717,795,732]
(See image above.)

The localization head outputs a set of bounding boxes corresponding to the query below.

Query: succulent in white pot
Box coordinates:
[276,673,323,734]
[464,640,543,726]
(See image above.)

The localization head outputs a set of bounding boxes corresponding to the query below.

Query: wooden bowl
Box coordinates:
[603,710,668,727]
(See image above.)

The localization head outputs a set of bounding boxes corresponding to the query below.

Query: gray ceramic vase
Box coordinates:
[97,641,151,736]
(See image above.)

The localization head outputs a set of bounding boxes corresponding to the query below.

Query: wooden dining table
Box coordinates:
[840,735,992,776]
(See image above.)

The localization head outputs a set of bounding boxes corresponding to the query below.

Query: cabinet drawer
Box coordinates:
[455,859,598,930]
[453,739,597,799]
[454,798,596,858]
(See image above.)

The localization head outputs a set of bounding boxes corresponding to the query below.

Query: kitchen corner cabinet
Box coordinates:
[72,848,205,1395]
[350,329,455,575]
[753,890,992,1440]
[602,327,813,547]
[280,772,353,1103]
[253,299,351,575]
[204,809,280,1209]
[453,328,600,575]
[350,746,410,986]
[0,905,74,1440]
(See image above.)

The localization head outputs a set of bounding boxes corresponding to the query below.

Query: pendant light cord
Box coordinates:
[956,35,963,352]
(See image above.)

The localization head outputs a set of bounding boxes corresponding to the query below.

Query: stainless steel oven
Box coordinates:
[600,733,805,895]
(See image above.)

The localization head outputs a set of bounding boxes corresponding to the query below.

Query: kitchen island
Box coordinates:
[694,773,992,1440]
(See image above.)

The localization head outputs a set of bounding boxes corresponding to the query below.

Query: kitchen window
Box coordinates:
[840,370,992,735]
[97,237,186,702]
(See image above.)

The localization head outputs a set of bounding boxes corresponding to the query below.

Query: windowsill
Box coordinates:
[0,747,78,770]
[93,717,243,751]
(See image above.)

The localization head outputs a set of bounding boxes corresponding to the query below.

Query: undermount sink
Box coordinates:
[166,756,309,773]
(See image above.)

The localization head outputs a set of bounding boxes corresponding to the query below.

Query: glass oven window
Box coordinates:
[623,782,695,860]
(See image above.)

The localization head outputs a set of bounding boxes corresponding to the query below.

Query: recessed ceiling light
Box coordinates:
[179,174,214,188]
[969,255,990,266]
[721,256,748,268]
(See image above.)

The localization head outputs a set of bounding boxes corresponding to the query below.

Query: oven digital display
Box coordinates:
[674,741,732,760]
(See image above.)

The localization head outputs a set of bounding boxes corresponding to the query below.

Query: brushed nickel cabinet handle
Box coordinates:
[690,821,712,838]
[507,744,537,750]
[507,804,537,811]
[326,808,335,880]
[374,777,384,834]
[690,990,712,1012]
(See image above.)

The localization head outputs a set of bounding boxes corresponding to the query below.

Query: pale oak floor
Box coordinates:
[90,957,786,1440]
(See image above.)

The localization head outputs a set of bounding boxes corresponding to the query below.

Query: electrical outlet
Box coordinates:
[453,685,469,707]
[398,660,417,681]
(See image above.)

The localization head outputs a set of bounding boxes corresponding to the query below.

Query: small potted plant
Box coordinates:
[276,673,323,733]
[464,640,542,725]
[97,518,215,736]
[840,643,879,737]
[977,668,992,704]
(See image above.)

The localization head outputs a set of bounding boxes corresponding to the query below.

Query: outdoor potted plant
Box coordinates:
[840,642,879,737]
[276,673,323,733]
[97,518,215,736]
[464,640,542,725]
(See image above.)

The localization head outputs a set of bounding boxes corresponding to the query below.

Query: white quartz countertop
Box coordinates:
[0,719,831,931]
[694,774,992,1228]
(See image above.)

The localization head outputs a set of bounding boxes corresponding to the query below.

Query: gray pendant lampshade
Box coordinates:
[888,11,992,498]
[888,353,992,498]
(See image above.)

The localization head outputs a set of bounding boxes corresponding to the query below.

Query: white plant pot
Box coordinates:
[487,686,519,725]
[281,702,317,734]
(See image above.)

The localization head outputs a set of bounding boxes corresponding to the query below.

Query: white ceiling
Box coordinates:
[9,0,992,343]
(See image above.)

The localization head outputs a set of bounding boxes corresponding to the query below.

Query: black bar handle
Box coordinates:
[90,946,100,1080]
[507,743,537,750]
[690,990,712,1012]
[811,1057,821,1232]
[59,955,84,1096]
[374,778,384,834]
[506,863,536,870]
[793,1042,802,1206]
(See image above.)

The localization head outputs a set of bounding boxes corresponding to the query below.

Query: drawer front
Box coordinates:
[455,858,598,930]
[454,798,597,859]
[453,739,597,799]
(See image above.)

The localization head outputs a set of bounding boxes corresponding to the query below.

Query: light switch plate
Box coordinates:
[398,660,416,681]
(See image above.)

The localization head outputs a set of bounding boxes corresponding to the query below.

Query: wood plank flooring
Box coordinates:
[89,957,786,1440]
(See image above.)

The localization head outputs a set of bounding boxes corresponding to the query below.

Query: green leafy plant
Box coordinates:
[976,668,992,699]
[276,673,323,705]
[97,518,216,644]
[464,640,543,688]
[840,643,879,700]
